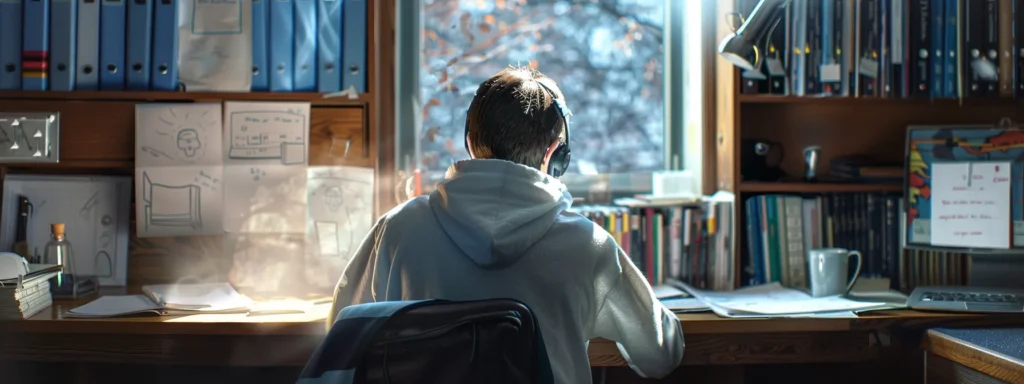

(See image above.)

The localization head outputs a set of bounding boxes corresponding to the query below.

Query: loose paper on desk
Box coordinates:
[680,282,891,318]
[135,103,225,238]
[652,284,689,299]
[929,161,1012,248]
[222,102,311,234]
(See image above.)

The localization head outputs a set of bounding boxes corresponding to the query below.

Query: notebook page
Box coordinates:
[143,283,252,311]
[65,295,163,318]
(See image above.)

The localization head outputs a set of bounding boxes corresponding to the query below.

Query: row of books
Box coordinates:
[743,193,903,289]
[900,250,970,292]
[0,0,366,93]
[568,194,736,291]
[738,0,1021,100]
[743,192,969,293]
[570,191,965,294]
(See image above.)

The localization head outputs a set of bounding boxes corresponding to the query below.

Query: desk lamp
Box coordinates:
[717,0,791,71]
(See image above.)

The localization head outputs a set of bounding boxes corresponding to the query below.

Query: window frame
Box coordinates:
[394,0,704,201]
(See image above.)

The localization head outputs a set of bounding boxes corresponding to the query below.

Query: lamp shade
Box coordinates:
[718,33,756,71]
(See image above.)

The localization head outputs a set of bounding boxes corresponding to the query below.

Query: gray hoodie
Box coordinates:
[329,159,684,383]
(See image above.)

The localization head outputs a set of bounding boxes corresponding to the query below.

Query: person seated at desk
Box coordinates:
[327,66,684,383]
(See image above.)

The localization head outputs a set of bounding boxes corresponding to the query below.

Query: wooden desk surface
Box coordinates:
[924,328,1024,383]
[3,299,1024,368]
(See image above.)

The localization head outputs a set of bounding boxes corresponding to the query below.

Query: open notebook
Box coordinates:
[65,283,253,318]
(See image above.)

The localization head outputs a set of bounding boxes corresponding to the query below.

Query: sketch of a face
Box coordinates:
[177,129,201,157]
[325,187,342,211]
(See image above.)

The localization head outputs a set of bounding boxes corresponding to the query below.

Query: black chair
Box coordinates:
[298,299,552,384]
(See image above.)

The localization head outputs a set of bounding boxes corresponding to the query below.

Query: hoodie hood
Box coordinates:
[429,159,573,269]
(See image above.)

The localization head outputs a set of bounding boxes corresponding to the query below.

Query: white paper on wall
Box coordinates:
[135,103,225,237]
[303,166,375,289]
[177,0,253,91]
[222,102,311,234]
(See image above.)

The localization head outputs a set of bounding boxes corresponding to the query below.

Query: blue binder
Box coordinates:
[269,0,294,92]
[943,0,957,99]
[317,0,342,93]
[76,0,100,90]
[99,0,126,90]
[50,0,78,91]
[126,0,153,90]
[22,0,50,91]
[293,0,317,92]
[251,0,269,91]
[151,0,178,91]
[0,0,23,90]
[341,0,365,93]
[930,0,943,99]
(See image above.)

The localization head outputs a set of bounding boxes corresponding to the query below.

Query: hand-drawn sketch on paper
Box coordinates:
[135,167,223,238]
[135,103,223,167]
[141,171,203,231]
[222,164,308,234]
[306,166,374,259]
[314,221,341,257]
[224,102,310,166]
[224,233,307,295]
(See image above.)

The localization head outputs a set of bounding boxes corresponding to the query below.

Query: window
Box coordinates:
[395,0,705,200]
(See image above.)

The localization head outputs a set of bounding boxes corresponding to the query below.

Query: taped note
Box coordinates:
[930,161,1012,248]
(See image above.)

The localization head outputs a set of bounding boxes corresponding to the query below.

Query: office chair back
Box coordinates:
[298,299,552,384]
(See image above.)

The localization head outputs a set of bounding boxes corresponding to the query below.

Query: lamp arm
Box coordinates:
[740,0,792,45]
[756,13,785,71]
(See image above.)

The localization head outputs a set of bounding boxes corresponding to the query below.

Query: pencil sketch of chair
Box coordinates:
[141,171,202,231]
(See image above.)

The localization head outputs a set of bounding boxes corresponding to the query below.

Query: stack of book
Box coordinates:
[0,264,60,320]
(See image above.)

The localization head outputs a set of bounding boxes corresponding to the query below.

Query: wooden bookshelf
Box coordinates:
[712,1,1011,290]
[739,182,902,193]
[736,94,1022,106]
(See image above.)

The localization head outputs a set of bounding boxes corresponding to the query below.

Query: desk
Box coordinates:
[3,301,1024,383]
[2,299,1022,367]
[923,328,1024,384]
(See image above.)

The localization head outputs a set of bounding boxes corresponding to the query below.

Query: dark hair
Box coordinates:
[465,66,566,170]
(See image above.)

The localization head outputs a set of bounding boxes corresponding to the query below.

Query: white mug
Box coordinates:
[807,248,863,297]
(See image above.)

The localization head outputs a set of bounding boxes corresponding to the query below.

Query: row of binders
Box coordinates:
[0,0,366,93]
[739,0,1024,100]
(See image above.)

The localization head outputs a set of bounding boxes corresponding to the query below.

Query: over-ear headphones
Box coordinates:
[463,80,573,177]
[538,81,572,178]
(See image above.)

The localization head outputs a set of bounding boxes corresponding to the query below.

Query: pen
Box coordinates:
[12,196,32,261]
